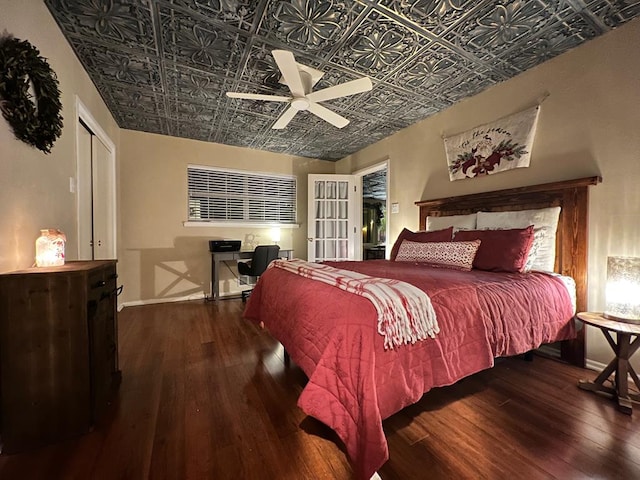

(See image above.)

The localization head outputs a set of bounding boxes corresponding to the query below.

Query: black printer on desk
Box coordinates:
[209,240,242,252]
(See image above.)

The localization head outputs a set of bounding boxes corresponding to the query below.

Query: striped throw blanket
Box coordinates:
[270,259,439,349]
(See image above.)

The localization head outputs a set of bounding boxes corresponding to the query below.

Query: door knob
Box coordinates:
[307,237,313,242]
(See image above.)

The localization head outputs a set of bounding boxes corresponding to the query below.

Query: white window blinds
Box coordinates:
[187,166,297,224]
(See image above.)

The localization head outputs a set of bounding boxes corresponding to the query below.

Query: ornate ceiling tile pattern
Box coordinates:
[363,168,387,200]
[45,0,640,161]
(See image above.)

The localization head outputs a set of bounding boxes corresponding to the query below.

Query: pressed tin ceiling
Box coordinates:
[363,168,387,200]
[45,1,640,161]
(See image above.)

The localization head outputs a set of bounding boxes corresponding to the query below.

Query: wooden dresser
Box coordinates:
[0,260,121,453]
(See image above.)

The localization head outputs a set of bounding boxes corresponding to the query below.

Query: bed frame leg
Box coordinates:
[523,351,534,362]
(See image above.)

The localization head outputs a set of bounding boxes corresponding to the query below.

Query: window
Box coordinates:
[187,165,297,225]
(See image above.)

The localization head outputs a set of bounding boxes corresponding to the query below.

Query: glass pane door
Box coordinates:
[308,175,356,262]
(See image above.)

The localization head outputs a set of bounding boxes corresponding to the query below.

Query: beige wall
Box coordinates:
[118,130,333,304]
[337,19,640,365]
[0,0,119,273]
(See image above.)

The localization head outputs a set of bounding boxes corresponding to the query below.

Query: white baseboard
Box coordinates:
[119,292,207,310]
[535,344,606,373]
[585,357,607,372]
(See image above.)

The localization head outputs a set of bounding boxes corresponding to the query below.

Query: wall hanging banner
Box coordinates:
[444,105,540,181]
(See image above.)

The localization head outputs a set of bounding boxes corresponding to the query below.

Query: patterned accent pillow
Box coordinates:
[389,227,454,261]
[395,240,481,271]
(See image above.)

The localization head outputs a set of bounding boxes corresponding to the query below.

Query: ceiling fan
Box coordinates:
[226,50,373,129]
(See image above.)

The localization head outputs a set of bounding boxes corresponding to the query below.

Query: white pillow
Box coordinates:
[426,213,477,232]
[476,206,561,272]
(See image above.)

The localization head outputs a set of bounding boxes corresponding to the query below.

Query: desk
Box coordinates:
[365,246,386,260]
[209,249,292,301]
[577,312,640,414]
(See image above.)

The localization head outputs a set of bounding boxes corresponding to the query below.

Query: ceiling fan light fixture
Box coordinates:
[226,50,371,129]
[291,98,310,111]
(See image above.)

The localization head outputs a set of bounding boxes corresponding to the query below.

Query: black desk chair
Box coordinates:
[237,245,280,302]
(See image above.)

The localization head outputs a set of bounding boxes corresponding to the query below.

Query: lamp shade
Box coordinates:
[604,256,640,323]
[270,227,281,244]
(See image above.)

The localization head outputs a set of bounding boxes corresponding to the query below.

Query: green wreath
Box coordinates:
[0,36,63,153]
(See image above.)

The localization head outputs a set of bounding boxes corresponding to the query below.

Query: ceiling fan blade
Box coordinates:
[307,102,349,129]
[226,92,291,102]
[272,50,306,98]
[272,107,298,129]
[306,77,373,103]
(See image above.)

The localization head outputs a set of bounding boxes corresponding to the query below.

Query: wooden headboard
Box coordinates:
[415,176,601,367]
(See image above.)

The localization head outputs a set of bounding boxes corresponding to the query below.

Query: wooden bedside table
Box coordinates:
[576,312,640,414]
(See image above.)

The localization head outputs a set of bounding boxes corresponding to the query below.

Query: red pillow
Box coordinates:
[453,226,534,273]
[390,227,453,260]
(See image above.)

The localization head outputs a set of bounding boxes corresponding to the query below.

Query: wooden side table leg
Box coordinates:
[628,336,640,393]
[617,333,633,414]
[578,328,618,397]
[578,363,618,396]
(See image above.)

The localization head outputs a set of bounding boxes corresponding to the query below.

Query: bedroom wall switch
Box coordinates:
[391,203,399,214]
[69,177,76,193]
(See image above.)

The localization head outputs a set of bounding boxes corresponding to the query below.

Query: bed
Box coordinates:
[243,176,600,479]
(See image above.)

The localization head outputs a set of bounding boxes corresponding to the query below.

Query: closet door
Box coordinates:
[77,122,93,260]
[77,121,116,260]
[91,135,115,260]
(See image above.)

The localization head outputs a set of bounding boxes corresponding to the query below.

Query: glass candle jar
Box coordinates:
[35,229,66,267]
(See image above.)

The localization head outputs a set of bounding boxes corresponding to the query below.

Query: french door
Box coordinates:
[307,174,358,262]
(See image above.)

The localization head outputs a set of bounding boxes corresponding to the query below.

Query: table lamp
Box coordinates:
[604,256,640,323]
[270,227,281,245]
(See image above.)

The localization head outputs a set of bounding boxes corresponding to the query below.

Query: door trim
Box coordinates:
[353,159,390,260]
[75,96,117,259]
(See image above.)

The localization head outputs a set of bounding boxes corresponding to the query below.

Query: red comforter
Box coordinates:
[243,260,575,479]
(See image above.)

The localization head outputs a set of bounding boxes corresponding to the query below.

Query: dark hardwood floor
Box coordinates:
[1,299,640,479]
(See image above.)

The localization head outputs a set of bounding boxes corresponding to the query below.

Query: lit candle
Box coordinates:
[35,229,66,267]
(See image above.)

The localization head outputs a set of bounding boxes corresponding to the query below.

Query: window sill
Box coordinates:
[183,221,300,228]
